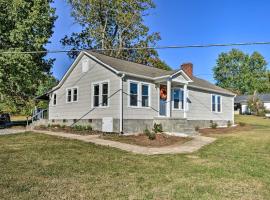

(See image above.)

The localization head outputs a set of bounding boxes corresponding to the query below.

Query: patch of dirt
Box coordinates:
[100,133,192,147]
[199,125,252,136]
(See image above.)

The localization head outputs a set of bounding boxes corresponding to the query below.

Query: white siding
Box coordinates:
[122,77,159,119]
[48,56,234,122]
[187,88,233,121]
[49,55,120,120]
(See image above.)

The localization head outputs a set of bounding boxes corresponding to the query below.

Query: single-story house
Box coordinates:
[37,51,235,134]
[234,94,270,114]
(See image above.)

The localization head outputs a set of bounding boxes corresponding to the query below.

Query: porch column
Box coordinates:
[183,83,187,118]
[166,79,171,117]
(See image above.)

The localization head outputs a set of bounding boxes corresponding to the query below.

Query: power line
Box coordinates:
[1,41,270,54]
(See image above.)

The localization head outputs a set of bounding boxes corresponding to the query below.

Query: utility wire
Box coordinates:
[1,41,270,54]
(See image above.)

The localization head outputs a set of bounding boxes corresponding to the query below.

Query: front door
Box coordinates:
[159,85,167,116]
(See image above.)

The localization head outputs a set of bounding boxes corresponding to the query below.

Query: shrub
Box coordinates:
[143,128,151,137]
[227,121,232,127]
[210,121,218,129]
[148,132,156,140]
[47,124,51,128]
[72,125,92,132]
[153,123,163,133]
[60,124,66,129]
[239,122,246,126]
[195,126,200,131]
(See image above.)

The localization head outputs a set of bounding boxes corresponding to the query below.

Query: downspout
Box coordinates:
[119,73,125,133]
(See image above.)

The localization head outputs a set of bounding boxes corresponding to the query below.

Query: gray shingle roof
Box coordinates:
[88,51,235,96]
[235,94,270,103]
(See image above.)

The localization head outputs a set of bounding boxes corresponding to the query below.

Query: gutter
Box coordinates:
[119,73,125,133]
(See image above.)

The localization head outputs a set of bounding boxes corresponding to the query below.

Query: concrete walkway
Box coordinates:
[34,130,216,155]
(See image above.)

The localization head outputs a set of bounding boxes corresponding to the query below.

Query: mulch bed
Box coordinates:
[100,133,192,147]
[34,126,104,135]
[199,125,252,136]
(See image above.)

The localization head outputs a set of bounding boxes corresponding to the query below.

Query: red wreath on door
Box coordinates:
[160,85,167,100]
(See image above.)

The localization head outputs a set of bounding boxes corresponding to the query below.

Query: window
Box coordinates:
[141,84,149,107]
[212,95,222,112]
[102,83,108,106]
[52,93,57,105]
[130,82,138,106]
[93,84,99,107]
[73,88,78,102]
[128,81,150,108]
[66,88,78,103]
[173,88,184,109]
[93,81,109,108]
[67,89,72,102]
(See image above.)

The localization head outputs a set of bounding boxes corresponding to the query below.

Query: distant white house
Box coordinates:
[37,51,235,134]
[234,94,270,114]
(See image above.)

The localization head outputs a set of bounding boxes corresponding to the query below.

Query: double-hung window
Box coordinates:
[52,93,57,106]
[93,81,109,108]
[66,87,78,103]
[212,94,222,112]
[129,81,150,108]
[141,84,149,107]
[130,82,138,107]
[173,88,184,109]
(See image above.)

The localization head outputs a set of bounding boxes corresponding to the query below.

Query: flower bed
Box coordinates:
[100,133,192,147]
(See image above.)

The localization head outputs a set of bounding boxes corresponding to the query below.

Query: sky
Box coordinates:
[46,0,270,83]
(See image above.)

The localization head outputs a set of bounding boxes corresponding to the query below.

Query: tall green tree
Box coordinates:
[213,49,270,94]
[62,0,171,70]
[0,0,57,115]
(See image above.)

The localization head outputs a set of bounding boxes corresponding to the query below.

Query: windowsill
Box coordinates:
[128,105,151,109]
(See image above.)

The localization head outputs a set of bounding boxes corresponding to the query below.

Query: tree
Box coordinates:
[0,0,57,115]
[247,92,265,116]
[62,0,171,70]
[213,49,269,94]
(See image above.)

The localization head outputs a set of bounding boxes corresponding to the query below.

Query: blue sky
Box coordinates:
[47,0,270,83]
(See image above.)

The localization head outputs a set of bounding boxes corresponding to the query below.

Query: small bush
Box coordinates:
[72,125,92,132]
[47,124,51,128]
[148,132,156,140]
[239,122,246,126]
[60,124,66,129]
[153,123,163,133]
[195,126,200,131]
[143,128,151,137]
[227,121,232,127]
[210,121,218,129]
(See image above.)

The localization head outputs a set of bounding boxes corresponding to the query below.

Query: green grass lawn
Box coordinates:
[0,116,269,199]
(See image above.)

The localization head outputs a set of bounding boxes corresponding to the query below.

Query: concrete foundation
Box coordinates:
[32,118,230,135]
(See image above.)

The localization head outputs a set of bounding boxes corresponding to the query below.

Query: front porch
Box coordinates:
[154,69,193,119]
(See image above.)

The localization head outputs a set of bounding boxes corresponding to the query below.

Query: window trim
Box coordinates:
[66,87,79,103]
[91,80,110,108]
[211,94,222,113]
[172,87,184,111]
[127,80,151,109]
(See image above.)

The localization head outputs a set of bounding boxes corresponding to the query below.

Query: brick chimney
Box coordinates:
[181,63,193,77]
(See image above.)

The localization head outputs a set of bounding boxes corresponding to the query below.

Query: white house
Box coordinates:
[37,51,235,134]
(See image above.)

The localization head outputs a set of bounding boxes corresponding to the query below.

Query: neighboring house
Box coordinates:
[37,51,235,134]
[234,94,270,115]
